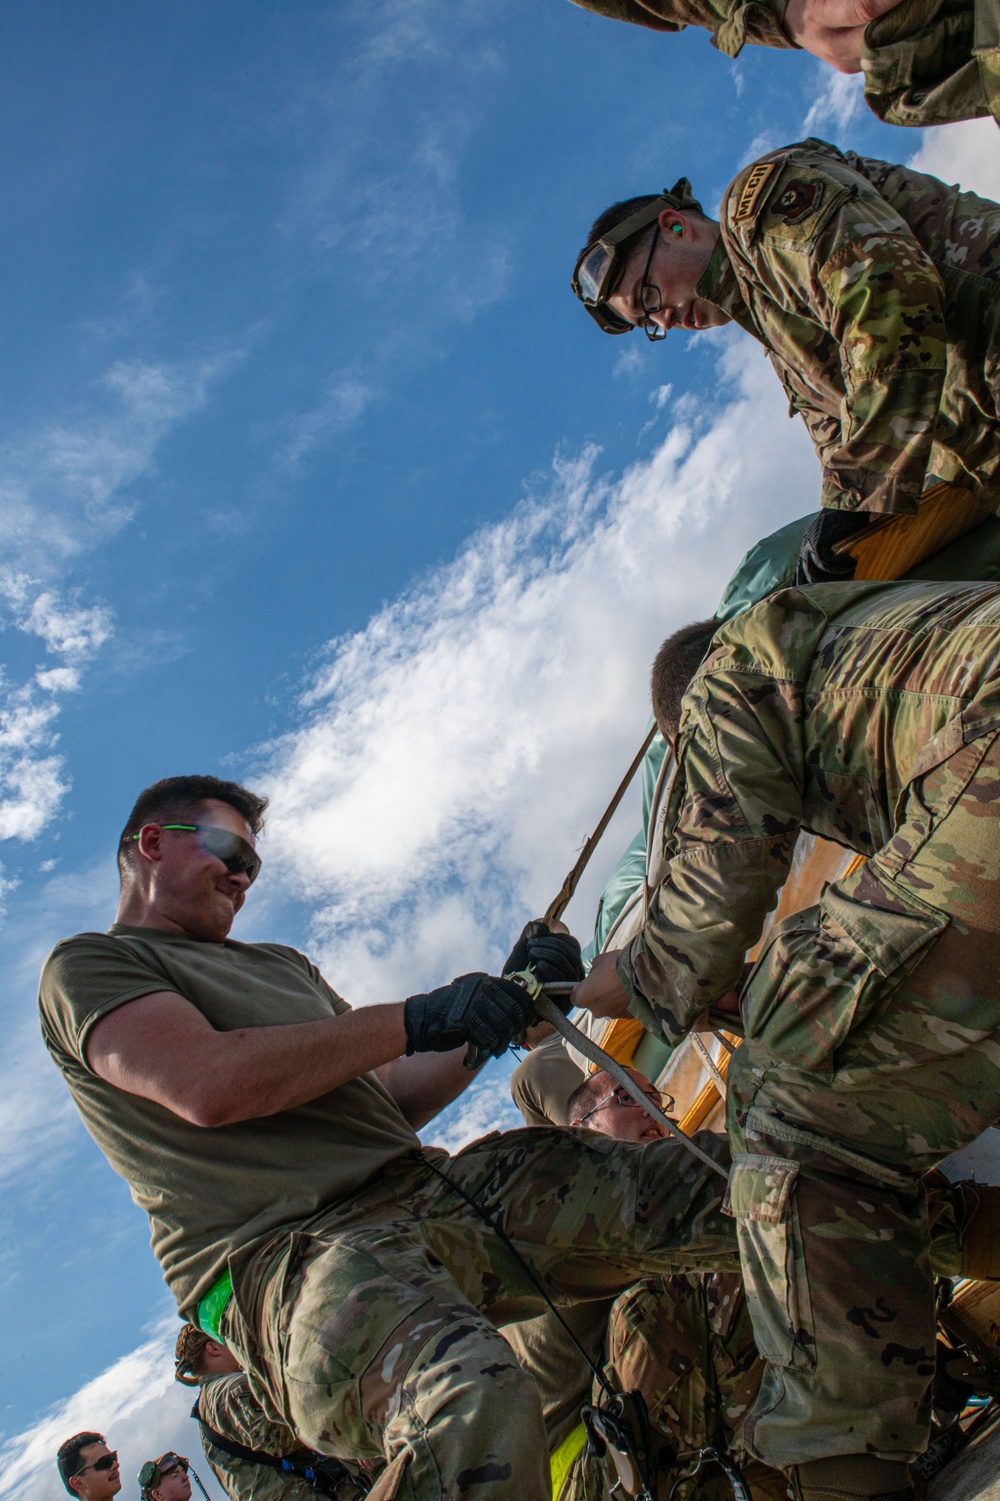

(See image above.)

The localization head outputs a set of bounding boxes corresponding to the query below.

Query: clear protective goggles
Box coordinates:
[571,179,700,335]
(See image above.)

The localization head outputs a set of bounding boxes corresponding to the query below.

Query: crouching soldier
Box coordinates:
[573,579,1000,1499]
[572,141,1000,584]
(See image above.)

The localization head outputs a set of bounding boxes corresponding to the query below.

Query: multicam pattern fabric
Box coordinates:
[218,1131,737,1501]
[699,138,1000,517]
[618,577,1000,1468]
[566,0,1000,125]
[196,1373,321,1501]
[619,578,1000,1042]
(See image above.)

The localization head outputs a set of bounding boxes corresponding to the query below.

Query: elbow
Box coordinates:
[179,1083,245,1129]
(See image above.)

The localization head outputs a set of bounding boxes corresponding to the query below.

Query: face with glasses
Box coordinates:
[127,799,260,942]
[606,210,728,341]
[68,1443,121,1501]
[570,1067,671,1144]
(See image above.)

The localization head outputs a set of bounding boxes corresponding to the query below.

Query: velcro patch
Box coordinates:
[772,177,824,226]
[733,161,776,224]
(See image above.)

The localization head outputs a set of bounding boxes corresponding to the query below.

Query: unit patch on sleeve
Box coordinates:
[733,161,776,224]
[772,178,825,226]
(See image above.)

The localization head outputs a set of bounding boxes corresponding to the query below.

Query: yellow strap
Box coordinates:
[550,1422,588,1499]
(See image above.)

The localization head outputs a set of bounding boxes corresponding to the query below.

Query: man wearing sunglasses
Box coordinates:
[58,1434,122,1501]
[573,141,1000,585]
[40,771,751,1501]
[567,0,1000,129]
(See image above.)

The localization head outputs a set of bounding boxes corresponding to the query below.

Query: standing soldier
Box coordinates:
[566,0,1000,129]
[571,139,1000,582]
[572,579,1000,1499]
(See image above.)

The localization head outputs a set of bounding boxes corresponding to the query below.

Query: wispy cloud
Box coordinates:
[801,69,866,136]
[0,351,238,844]
[255,334,816,1006]
[0,356,236,572]
[907,117,1000,201]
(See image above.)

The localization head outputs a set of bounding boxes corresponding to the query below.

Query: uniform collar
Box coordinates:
[695,238,747,322]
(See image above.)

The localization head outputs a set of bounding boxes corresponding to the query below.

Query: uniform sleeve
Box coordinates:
[566,0,795,54]
[38,934,177,1071]
[617,665,803,1047]
[860,0,991,129]
[756,171,949,516]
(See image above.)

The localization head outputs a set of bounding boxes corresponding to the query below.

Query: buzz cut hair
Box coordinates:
[117,774,268,882]
[586,195,661,260]
[566,1070,610,1124]
[650,618,720,739]
[57,1434,106,1494]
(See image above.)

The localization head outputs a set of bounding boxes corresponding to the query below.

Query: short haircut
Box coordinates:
[650,618,720,738]
[118,775,268,881]
[57,1434,106,1493]
[567,1071,608,1124]
[586,195,661,262]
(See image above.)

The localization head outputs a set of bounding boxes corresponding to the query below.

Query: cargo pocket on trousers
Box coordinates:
[725,1154,814,1372]
[743,876,947,1072]
[281,1242,433,1457]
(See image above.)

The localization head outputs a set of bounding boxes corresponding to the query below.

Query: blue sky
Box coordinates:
[1,1,998,1492]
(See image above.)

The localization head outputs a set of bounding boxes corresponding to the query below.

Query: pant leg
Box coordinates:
[728,731,1000,1470]
[223,1203,551,1501]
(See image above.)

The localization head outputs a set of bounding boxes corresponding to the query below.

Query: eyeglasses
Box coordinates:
[138,1455,188,1489]
[132,825,261,885]
[577,1085,672,1124]
[571,191,674,335]
[74,1452,118,1477]
[637,227,666,342]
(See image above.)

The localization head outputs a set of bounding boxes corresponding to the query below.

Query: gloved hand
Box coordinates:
[403,973,536,1057]
[503,919,585,985]
[794,510,872,585]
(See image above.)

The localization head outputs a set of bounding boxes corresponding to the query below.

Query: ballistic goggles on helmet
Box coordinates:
[138,1455,188,1495]
[571,178,702,334]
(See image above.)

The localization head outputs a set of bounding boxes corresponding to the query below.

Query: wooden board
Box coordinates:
[835,482,989,582]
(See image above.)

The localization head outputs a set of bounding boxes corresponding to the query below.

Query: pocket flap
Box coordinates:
[724,1153,798,1223]
[822,882,947,977]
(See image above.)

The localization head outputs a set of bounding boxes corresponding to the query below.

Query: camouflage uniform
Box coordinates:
[218,1130,738,1501]
[195,1372,324,1501]
[617,578,1000,1469]
[567,0,1000,127]
[702,139,1000,518]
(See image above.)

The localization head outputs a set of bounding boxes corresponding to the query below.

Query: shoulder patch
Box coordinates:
[733,162,776,224]
[772,177,825,226]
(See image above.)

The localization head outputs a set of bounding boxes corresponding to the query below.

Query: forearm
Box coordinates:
[87,992,409,1127]
[376,1046,477,1130]
[821,239,947,514]
[620,834,795,1047]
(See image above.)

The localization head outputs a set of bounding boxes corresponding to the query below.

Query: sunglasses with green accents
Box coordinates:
[132,824,262,885]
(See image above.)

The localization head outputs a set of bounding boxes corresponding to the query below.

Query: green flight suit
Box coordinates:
[567,0,1000,126]
[700,138,1000,519]
[616,578,1000,1469]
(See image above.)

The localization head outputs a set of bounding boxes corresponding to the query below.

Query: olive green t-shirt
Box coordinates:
[38,924,420,1317]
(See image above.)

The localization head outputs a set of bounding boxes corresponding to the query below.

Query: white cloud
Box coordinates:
[0,355,234,572]
[907,117,1000,201]
[0,1318,227,1501]
[802,69,866,136]
[255,333,816,1005]
[282,374,380,466]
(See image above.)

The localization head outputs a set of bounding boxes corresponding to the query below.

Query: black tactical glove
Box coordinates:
[794,510,872,585]
[502,919,585,986]
[403,972,536,1057]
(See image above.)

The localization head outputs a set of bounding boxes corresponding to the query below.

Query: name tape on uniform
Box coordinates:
[733,161,776,224]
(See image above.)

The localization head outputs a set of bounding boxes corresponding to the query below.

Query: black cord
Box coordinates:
[418,1152,616,1401]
